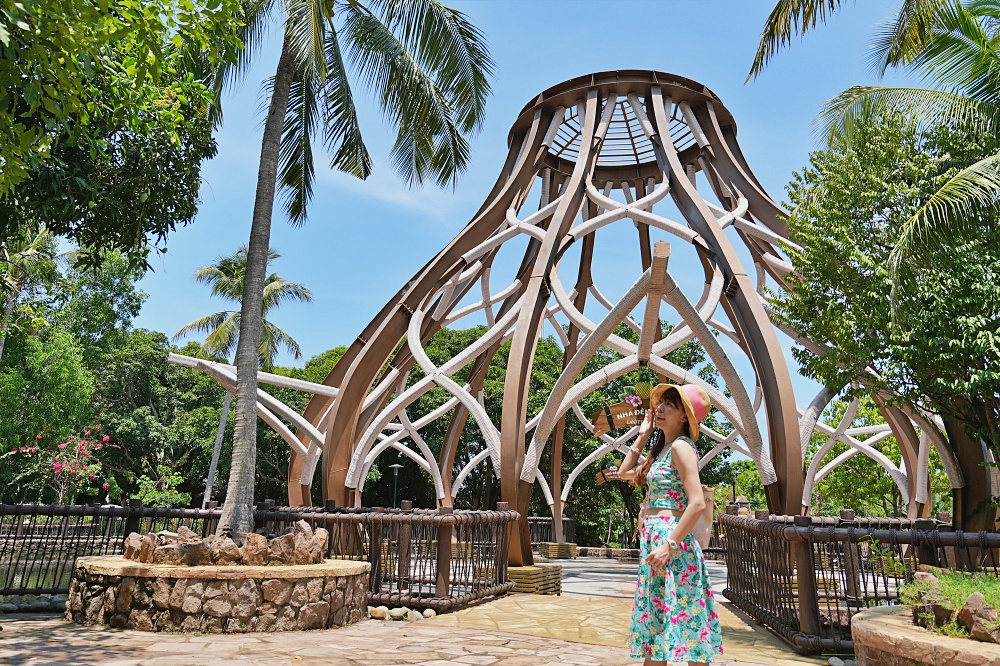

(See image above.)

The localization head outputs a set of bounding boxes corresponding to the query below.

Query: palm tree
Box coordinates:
[0,225,59,362]
[174,246,312,370]
[751,0,1000,275]
[215,0,494,541]
[174,246,312,508]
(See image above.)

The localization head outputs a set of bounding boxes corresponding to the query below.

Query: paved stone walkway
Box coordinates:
[0,559,827,666]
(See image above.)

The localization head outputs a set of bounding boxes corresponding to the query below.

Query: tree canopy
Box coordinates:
[778,116,1000,459]
[0,0,242,267]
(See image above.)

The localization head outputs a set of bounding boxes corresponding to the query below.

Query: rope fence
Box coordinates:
[720,509,1000,655]
[0,499,518,612]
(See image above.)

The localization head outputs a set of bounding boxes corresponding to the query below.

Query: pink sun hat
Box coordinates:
[649,383,711,440]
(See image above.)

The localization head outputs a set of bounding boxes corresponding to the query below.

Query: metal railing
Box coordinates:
[720,509,1000,655]
[526,515,576,546]
[0,500,518,612]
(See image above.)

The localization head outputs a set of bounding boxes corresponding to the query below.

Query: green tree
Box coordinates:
[777,117,1000,479]
[219,0,495,541]
[0,329,94,500]
[51,252,147,366]
[0,224,59,361]
[1,52,220,268]
[0,0,239,197]
[174,246,312,369]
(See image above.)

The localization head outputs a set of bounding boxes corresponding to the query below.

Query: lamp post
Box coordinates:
[389,463,404,508]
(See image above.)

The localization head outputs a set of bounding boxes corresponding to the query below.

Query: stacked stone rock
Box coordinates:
[121,520,328,566]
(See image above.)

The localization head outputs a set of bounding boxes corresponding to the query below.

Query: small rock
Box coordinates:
[151,544,188,565]
[182,541,213,566]
[0,602,17,613]
[388,607,408,621]
[914,571,939,586]
[299,601,330,629]
[215,537,242,565]
[268,533,297,564]
[369,605,389,620]
[242,532,269,565]
[177,526,200,541]
[292,519,314,539]
[313,528,329,557]
[843,660,856,666]
[828,657,845,666]
[123,532,143,560]
[262,579,293,605]
[958,591,998,630]
[406,609,423,622]
[138,533,159,563]
[422,608,436,619]
[931,601,956,627]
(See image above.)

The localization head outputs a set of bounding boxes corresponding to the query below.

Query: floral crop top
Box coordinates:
[646,436,695,511]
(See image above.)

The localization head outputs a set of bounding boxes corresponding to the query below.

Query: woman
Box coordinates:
[618,383,724,665]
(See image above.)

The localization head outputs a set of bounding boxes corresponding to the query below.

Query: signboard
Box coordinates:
[589,401,649,437]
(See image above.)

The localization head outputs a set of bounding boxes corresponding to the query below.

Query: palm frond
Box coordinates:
[891,151,1000,268]
[261,276,313,313]
[261,320,304,367]
[278,63,320,224]
[748,0,845,80]
[173,311,234,341]
[868,0,951,74]
[207,0,277,125]
[817,85,1000,143]
[370,0,494,133]
[341,1,471,186]
[321,15,372,179]
[200,312,242,360]
[907,1,1000,102]
[286,0,328,80]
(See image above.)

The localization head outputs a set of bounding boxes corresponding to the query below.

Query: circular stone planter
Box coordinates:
[66,556,370,633]
[852,605,1000,666]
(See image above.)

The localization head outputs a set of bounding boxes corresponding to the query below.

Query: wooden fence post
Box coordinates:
[839,509,862,599]
[397,500,412,593]
[124,499,142,536]
[791,515,821,638]
[370,508,385,593]
[495,502,509,584]
[436,506,454,598]
[913,518,938,567]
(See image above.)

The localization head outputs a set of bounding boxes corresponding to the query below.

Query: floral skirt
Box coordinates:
[628,515,724,662]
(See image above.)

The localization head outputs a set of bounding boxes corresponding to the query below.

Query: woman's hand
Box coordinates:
[644,542,674,571]
[637,404,655,439]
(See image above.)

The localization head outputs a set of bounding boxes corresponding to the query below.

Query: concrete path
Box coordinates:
[0,559,826,666]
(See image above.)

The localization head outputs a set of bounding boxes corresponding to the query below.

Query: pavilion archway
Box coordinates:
[171,70,988,565]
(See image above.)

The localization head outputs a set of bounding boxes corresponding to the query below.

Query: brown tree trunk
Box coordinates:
[216,34,296,543]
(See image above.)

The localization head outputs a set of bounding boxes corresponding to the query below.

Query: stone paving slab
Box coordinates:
[0,559,828,666]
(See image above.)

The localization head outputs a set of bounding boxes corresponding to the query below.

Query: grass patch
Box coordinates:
[900,569,1000,638]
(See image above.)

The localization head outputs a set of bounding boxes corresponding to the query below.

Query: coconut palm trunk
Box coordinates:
[217,36,296,542]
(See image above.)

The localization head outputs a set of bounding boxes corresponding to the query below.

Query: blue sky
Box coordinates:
[136,0,912,408]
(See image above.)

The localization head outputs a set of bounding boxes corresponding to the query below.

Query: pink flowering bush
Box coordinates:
[3,427,116,503]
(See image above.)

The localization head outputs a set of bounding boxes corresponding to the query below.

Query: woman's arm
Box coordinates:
[668,439,706,544]
[617,407,655,476]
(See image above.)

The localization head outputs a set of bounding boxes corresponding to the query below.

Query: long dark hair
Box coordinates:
[633,390,683,488]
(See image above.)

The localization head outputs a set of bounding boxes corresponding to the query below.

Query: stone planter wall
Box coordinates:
[66,556,370,633]
[852,606,1000,666]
